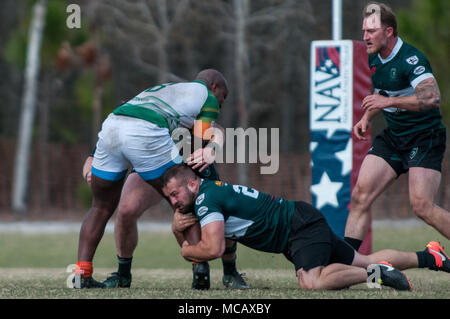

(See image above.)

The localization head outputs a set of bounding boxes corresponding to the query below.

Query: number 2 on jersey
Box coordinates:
[232,185,259,199]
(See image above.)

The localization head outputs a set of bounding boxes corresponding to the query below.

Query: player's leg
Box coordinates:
[297,264,367,290]
[352,240,450,274]
[285,202,364,289]
[103,173,163,288]
[76,175,124,288]
[293,242,411,290]
[222,239,248,289]
[76,114,128,288]
[344,154,397,249]
[409,167,450,239]
[352,248,418,270]
[303,234,411,290]
[288,202,410,290]
[115,173,162,258]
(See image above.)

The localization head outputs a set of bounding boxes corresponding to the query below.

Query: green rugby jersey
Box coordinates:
[194,179,295,253]
[369,38,444,136]
[113,81,220,133]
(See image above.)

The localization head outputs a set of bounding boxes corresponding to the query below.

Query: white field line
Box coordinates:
[0,218,425,234]
[0,221,171,234]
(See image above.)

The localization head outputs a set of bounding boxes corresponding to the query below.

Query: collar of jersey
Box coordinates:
[378,37,403,64]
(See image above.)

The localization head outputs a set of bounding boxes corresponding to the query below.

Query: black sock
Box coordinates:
[117,255,133,277]
[222,257,237,275]
[416,250,433,268]
[344,237,363,251]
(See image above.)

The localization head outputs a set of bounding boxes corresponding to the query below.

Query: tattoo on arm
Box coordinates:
[415,78,441,111]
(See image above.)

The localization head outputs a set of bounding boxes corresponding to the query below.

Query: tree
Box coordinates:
[96,0,189,84]
[12,0,47,213]
[397,0,450,123]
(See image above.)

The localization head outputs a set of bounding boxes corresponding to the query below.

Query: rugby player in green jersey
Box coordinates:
[162,165,450,290]
[74,69,245,289]
[82,146,247,290]
[344,2,450,252]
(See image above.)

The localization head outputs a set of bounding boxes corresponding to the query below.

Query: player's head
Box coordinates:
[194,69,229,108]
[162,164,200,214]
[362,2,398,55]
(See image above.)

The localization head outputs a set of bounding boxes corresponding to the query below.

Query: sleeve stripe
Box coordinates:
[201,107,220,113]
[198,111,219,119]
[411,73,434,89]
[199,212,224,228]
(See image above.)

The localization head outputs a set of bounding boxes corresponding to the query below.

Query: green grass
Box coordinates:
[0,223,449,299]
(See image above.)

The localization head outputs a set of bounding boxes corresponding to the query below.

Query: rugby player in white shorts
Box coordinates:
[74,69,230,288]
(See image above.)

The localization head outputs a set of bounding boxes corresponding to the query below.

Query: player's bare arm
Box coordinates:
[362,78,440,113]
[82,156,93,186]
[181,221,225,262]
[415,77,441,111]
[354,108,382,140]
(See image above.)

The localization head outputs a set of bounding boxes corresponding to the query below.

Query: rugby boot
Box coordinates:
[102,272,132,288]
[73,275,106,289]
[192,262,210,290]
[367,261,412,291]
[424,241,450,273]
[222,271,249,289]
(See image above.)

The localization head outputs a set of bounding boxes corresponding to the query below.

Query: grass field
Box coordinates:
[0,222,450,299]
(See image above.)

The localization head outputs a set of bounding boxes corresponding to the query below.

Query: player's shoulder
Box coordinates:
[399,41,430,66]
[400,41,426,56]
[176,81,208,92]
[199,179,227,194]
[195,180,227,214]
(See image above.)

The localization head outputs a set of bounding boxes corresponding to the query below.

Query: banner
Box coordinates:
[310,40,372,253]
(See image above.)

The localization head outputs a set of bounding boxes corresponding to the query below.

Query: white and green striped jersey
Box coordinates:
[113,81,220,133]
[369,38,444,136]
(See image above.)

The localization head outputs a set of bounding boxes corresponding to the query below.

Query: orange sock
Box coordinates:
[76,261,93,278]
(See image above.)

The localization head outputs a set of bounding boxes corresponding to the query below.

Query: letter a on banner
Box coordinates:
[309,40,372,254]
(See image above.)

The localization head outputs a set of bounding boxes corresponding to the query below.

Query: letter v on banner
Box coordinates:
[309,40,372,254]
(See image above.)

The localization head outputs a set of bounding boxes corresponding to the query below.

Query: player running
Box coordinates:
[162,164,450,291]
[344,2,449,252]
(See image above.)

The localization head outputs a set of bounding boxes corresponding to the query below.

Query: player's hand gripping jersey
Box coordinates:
[194,179,295,253]
[369,38,445,136]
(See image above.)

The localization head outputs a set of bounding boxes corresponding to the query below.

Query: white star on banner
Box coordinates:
[335,139,352,176]
[310,172,343,209]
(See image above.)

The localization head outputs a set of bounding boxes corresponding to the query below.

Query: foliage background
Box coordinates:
[0,0,448,218]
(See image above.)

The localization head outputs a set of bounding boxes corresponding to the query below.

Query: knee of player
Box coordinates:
[351,186,371,210]
[297,269,320,290]
[410,196,434,222]
[117,202,141,220]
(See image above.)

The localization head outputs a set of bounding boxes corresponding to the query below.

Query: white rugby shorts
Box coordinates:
[92,114,182,181]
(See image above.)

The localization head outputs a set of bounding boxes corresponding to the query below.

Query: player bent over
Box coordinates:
[162,165,450,290]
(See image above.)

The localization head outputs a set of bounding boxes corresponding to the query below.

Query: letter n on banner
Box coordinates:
[309,40,372,254]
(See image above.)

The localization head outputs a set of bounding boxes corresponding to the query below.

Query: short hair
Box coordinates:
[194,69,228,92]
[162,164,197,187]
[363,1,398,37]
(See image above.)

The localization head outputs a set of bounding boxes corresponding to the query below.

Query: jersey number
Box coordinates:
[145,83,174,93]
[232,185,259,199]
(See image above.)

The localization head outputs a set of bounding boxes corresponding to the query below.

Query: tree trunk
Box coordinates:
[12,0,47,213]
[38,72,50,210]
[234,0,249,186]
